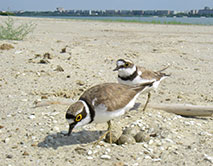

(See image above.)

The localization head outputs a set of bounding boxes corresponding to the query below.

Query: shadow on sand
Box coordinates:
[38,130,104,149]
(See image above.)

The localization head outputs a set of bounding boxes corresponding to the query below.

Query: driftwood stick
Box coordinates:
[33,100,73,108]
[149,103,213,116]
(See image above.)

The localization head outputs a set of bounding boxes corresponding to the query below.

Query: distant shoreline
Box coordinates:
[14,15,213,25]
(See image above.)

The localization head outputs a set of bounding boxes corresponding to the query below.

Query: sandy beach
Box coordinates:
[0,16,213,166]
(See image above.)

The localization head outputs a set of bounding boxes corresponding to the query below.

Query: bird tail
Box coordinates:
[157,64,171,77]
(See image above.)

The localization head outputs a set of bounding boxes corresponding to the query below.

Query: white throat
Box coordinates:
[118,65,137,77]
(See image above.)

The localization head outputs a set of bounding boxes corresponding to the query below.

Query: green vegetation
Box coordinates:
[70,17,193,25]
[0,11,14,16]
[0,17,36,40]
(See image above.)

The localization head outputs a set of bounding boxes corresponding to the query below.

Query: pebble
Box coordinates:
[6,154,13,159]
[152,158,161,162]
[74,147,87,155]
[87,150,93,155]
[53,126,60,132]
[144,155,152,159]
[100,154,111,160]
[149,139,154,145]
[4,138,10,144]
[87,156,93,160]
[54,65,64,72]
[28,115,35,119]
[53,120,57,124]
[106,148,111,153]
[51,112,60,116]
[23,151,29,156]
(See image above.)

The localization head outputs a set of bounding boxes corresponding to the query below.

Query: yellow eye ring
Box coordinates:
[75,114,82,122]
[124,63,129,67]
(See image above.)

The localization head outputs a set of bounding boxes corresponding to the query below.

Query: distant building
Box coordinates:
[132,10,144,15]
[144,10,156,15]
[155,10,172,15]
[198,6,213,15]
[105,10,117,15]
[190,10,198,15]
[56,7,65,13]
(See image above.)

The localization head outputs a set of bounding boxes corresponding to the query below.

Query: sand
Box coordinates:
[0,16,213,166]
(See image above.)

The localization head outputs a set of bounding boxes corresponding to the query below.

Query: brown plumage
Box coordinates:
[79,82,152,112]
[138,66,169,81]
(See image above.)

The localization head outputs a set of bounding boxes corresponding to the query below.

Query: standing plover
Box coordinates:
[65,82,153,144]
[113,59,170,111]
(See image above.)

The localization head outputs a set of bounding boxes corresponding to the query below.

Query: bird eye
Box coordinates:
[124,63,129,67]
[75,114,82,122]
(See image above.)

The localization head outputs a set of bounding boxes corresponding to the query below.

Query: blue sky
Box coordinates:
[0,0,213,11]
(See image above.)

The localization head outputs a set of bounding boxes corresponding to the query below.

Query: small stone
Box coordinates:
[76,80,85,86]
[23,151,29,156]
[74,147,87,155]
[41,95,48,99]
[87,156,93,160]
[28,115,35,119]
[106,148,111,153]
[0,125,4,129]
[39,59,49,64]
[53,126,60,132]
[101,154,111,160]
[43,52,52,59]
[6,154,13,159]
[4,138,10,144]
[0,44,14,50]
[134,131,150,143]
[61,47,67,53]
[152,158,161,162]
[117,134,136,145]
[114,161,124,166]
[149,139,154,145]
[21,99,28,102]
[87,150,93,155]
[54,65,64,72]
[31,143,37,147]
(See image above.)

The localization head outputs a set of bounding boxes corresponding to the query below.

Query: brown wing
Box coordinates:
[137,66,166,81]
[80,83,145,112]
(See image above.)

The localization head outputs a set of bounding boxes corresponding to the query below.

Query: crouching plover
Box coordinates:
[113,59,170,112]
[65,82,153,144]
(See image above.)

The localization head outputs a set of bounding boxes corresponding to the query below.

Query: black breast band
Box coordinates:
[79,98,95,123]
[118,69,138,81]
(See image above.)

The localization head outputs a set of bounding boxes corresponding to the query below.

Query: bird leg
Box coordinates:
[142,92,151,112]
[93,121,112,145]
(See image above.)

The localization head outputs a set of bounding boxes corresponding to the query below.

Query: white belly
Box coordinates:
[93,93,140,123]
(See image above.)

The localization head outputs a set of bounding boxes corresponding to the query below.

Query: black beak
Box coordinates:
[67,123,76,136]
[113,66,120,71]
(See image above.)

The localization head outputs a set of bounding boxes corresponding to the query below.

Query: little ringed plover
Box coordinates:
[113,59,170,112]
[65,82,153,144]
